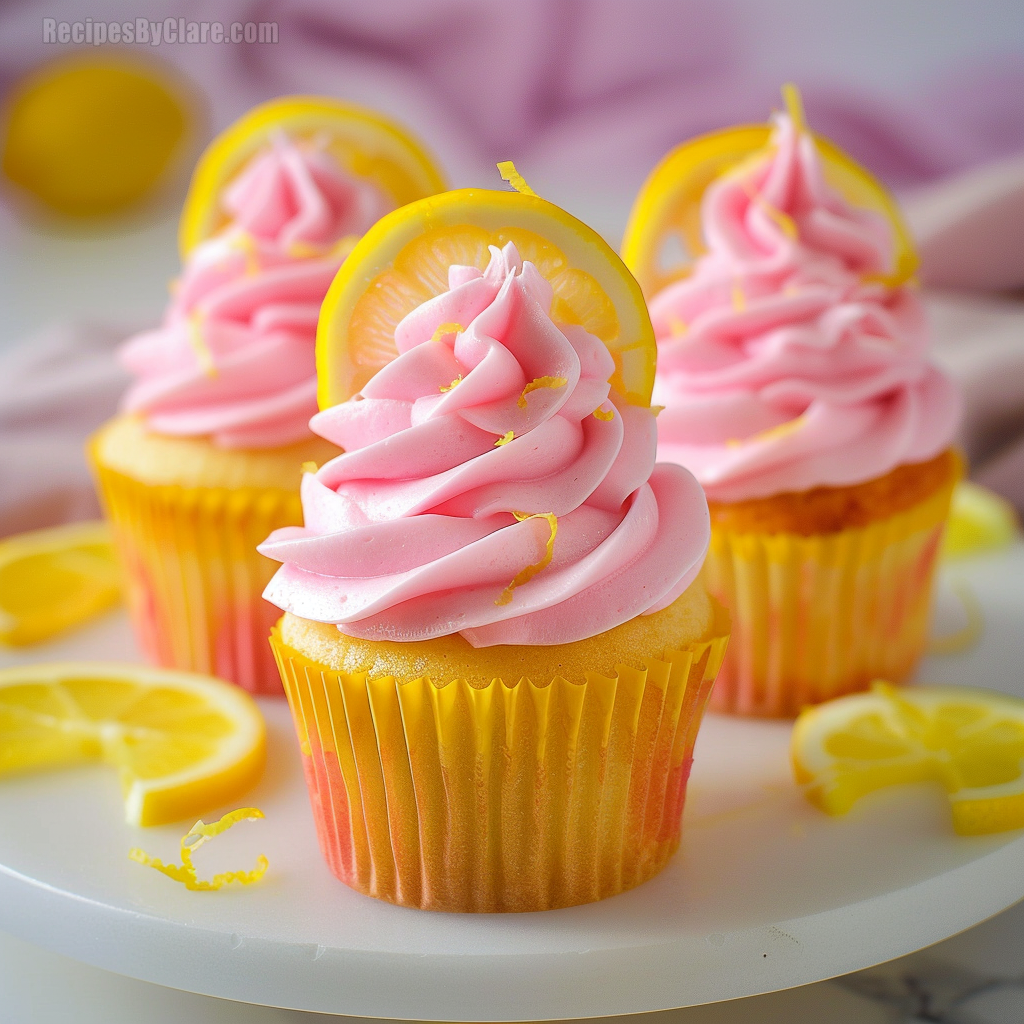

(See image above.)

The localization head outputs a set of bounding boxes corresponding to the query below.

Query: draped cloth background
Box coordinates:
[1,0,1023,535]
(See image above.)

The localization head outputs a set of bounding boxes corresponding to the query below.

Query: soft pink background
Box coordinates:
[1,0,1023,532]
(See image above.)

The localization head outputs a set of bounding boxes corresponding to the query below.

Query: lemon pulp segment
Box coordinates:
[793,683,1024,835]
[0,662,265,826]
[0,521,121,646]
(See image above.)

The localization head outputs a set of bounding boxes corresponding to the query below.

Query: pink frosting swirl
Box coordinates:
[260,243,710,647]
[120,135,389,448]
[650,112,961,502]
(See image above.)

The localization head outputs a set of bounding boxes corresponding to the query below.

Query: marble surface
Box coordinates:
[3,899,1024,1023]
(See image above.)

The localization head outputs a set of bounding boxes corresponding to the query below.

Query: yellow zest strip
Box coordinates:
[668,317,688,338]
[129,808,268,892]
[430,322,464,343]
[497,160,537,197]
[440,375,463,393]
[744,183,798,239]
[288,234,362,261]
[725,413,808,449]
[187,313,217,378]
[862,270,917,288]
[761,202,798,239]
[731,283,746,312]
[754,413,807,444]
[495,430,514,447]
[517,376,568,409]
[332,234,360,260]
[929,578,984,655]
[286,240,323,259]
[301,461,319,474]
[495,512,558,606]
[288,234,364,262]
[782,82,807,134]
[592,406,615,421]
[651,405,665,417]
[232,231,261,276]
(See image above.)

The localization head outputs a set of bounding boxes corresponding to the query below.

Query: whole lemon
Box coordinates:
[2,56,191,216]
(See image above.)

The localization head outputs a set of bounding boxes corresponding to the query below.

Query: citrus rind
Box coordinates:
[0,661,266,826]
[179,95,446,257]
[316,187,657,408]
[792,684,1024,836]
[622,123,919,300]
[0,521,122,646]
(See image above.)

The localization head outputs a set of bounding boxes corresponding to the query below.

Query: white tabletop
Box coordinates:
[2,551,1024,1021]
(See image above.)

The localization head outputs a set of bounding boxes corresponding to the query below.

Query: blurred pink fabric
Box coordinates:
[2,1,1024,208]
[1,0,1023,534]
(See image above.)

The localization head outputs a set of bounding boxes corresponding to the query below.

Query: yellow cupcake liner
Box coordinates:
[91,452,299,695]
[270,621,729,913]
[704,475,958,718]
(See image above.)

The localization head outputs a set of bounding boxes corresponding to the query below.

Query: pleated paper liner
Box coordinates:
[91,454,299,695]
[704,468,958,719]
[271,619,729,913]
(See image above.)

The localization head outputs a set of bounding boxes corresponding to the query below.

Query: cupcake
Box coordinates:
[90,97,446,694]
[260,186,729,912]
[622,90,961,717]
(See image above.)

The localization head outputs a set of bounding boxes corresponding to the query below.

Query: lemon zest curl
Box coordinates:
[518,376,568,409]
[129,807,268,892]
[496,512,558,606]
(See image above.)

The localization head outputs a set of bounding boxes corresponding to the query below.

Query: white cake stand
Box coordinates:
[1,549,1023,1021]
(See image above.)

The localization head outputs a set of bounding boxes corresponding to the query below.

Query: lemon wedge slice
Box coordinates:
[792,683,1024,835]
[0,521,122,646]
[2,55,191,217]
[0,662,265,825]
[942,481,1020,559]
[621,120,918,299]
[316,186,657,408]
[179,95,446,257]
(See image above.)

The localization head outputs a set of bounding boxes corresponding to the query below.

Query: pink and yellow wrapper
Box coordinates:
[704,473,958,719]
[92,459,294,695]
[88,417,334,695]
[270,621,729,913]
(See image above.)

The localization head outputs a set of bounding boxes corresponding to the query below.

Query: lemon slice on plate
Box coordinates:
[2,55,191,217]
[179,95,447,257]
[792,683,1024,836]
[942,481,1020,559]
[0,521,122,646]
[0,662,265,825]
[316,186,657,407]
[621,104,918,298]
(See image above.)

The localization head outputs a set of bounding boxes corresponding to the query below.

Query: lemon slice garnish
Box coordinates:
[179,95,446,258]
[621,108,918,299]
[316,183,657,408]
[942,481,1020,559]
[0,662,265,826]
[792,683,1024,835]
[0,522,122,646]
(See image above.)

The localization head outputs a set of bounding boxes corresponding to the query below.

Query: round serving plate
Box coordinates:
[0,549,1022,1021]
